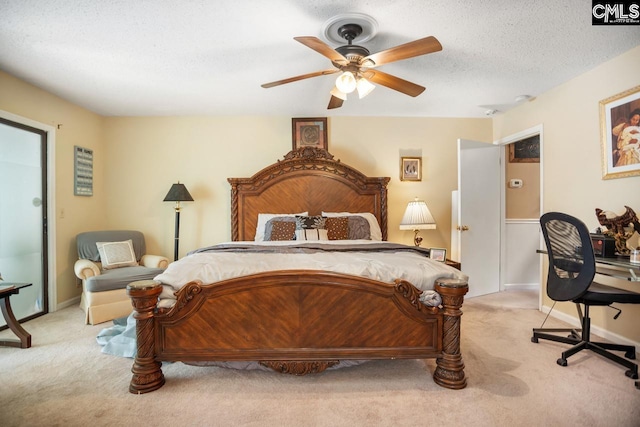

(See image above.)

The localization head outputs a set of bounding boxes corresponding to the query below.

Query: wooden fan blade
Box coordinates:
[261,69,339,88]
[294,36,349,66]
[363,36,442,67]
[366,70,425,97]
[328,95,344,109]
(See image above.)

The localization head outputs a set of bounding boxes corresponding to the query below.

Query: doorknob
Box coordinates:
[456,225,469,231]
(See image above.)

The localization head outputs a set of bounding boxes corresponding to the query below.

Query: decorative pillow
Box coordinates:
[96,240,138,270]
[264,217,297,241]
[295,215,328,241]
[268,220,296,241]
[255,212,307,241]
[347,216,371,240]
[325,216,349,240]
[322,212,382,241]
[295,228,329,241]
[295,215,326,230]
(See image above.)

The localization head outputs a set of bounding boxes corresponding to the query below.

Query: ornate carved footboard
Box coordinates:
[127,273,468,394]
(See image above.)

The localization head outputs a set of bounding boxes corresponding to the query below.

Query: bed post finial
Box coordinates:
[127,280,165,394]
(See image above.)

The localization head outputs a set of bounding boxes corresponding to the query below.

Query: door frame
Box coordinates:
[0,109,57,312]
[494,124,544,300]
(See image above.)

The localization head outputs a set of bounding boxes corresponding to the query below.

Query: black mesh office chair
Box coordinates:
[532,212,640,380]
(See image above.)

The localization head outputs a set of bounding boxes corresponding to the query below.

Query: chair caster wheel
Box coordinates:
[625,370,639,379]
[557,358,567,367]
[625,351,636,360]
[531,337,538,343]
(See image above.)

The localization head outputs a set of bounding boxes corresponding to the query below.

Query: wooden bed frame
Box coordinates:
[127,147,468,394]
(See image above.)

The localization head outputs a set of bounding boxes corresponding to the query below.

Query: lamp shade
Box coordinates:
[330,86,347,101]
[335,71,357,93]
[356,77,375,99]
[399,198,436,230]
[163,183,194,202]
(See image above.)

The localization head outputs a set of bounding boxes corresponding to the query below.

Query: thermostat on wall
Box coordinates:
[509,179,523,188]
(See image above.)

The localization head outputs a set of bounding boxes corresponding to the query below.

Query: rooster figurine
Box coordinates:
[595,206,640,255]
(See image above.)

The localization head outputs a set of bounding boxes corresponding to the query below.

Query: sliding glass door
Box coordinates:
[0,117,48,327]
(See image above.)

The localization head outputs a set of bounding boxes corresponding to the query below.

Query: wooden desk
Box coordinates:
[0,283,32,348]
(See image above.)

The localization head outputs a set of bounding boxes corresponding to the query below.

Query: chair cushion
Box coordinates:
[85,266,164,293]
[577,282,640,305]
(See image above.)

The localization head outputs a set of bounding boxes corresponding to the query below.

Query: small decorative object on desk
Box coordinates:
[631,248,640,264]
[595,206,640,255]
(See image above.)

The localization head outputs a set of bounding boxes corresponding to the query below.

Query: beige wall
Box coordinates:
[102,116,491,257]
[0,71,106,304]
[493,45,640,343]
[505,159,540,219]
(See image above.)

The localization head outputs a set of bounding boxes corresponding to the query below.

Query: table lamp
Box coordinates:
[399,197,436,246]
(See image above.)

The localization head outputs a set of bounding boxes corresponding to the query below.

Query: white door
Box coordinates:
[457,139,501,298]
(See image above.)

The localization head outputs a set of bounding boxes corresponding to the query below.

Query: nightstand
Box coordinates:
[0,282,32,348]
[445,259,461,270]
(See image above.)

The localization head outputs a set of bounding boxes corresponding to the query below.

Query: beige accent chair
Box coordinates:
[74,230,169,325]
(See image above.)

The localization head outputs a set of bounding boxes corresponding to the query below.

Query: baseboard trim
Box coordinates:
[503,283,538,291]
[541,303,640,350]
[55,295,81,311]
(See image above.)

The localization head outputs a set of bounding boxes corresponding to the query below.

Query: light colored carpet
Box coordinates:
[0,290,638,427]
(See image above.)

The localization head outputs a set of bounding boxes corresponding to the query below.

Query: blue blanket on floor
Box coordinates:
[96,314,137,358]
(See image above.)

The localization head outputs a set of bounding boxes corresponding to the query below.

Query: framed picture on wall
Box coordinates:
[599,85,640,180]
[508,135,540,163]
[74,145,93,196]
[292,117,328,150]
[400,157,422,181]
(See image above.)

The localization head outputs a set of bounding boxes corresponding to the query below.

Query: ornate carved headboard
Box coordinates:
[228,148,390,241]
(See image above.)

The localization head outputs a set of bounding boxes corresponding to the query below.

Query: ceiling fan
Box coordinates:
[261,23,442,109]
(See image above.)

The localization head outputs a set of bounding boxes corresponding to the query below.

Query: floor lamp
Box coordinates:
[163,183,194,261]
[399,197,436,246]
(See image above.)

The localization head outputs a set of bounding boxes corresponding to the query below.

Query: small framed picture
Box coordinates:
[292,117,328,150]
[400,157,422,181]
[429,248,447,262]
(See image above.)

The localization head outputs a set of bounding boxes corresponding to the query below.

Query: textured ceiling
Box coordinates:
[1,0,639,118]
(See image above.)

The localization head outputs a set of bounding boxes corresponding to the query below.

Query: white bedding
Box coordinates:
[154,240,467,307]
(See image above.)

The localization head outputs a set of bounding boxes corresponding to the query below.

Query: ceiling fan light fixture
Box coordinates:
[356,77,375,99]
[335,71,357,93]
[330,86,347,100]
